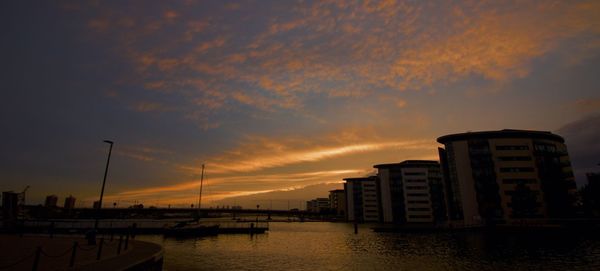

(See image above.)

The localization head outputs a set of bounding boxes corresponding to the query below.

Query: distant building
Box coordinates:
[130,204,144,209]
[329,189,346,217]
[375,160,446,224]
[305,200,314,212]
[315,198,330,212]
[588,172,600,185]
[344,176,380,222]
[63,195,76,209]
[438,129,576,226]
[44,195,58,208]
[306,198,330,213]
[581,171,600,217]
[2,191,19,221]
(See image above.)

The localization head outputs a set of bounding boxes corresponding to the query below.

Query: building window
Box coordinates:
[504,190,540,196]
[502,178,536,184]
[496,145,529,150]
[407,193,428,197]
[408,208,430,211]
[497,156,532,161]
[500,167,535,173]
[404,172,426,176]
[407,200,430,204]
[406,186,428,190]
[408,215,431,218]
[534,144,557,152]
[406,179,426,183]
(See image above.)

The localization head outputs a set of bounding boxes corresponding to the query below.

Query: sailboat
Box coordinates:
[164,164,220,237]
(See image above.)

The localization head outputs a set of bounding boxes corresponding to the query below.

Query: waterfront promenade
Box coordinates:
[0,234,162,270]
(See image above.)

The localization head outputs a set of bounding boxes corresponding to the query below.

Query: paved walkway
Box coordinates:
[0,234,162,270]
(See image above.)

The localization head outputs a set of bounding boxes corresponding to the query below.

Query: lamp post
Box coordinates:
[256,204,260,222]
[95,140,114,230]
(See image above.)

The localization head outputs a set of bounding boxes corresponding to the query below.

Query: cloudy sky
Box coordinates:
[1,0,599,208]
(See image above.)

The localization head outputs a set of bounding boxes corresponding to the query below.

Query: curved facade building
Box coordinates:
[437,129,576,226]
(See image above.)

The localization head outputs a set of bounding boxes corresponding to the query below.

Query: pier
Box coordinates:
[0,234,163,270]
[2,220,270,236]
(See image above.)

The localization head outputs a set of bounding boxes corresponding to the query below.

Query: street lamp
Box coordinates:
[95,140,114,230]
[256,204,260,222]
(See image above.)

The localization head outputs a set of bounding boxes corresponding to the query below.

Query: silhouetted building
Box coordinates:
[344,176,380,222]
[306,200,316,212]
[306,198,330,213]
[63,195,76,209]
[306,200,314,212]
[375,160,447,224]
[438,129,576,226]
[329,189,346,217]
[130,204,144,209]
[588,172,600,185]
[581,172,600,217]
[2,192,19,222]
[44,195,58,208]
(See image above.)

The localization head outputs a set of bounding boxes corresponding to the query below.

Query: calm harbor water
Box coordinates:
[138,222,600,270]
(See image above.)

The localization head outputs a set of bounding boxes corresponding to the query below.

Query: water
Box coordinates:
[138,222,600,270]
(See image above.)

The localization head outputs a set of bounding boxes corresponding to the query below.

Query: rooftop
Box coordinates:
[437,129,564,144]
[374,160,439,168]
[343,176,377,182]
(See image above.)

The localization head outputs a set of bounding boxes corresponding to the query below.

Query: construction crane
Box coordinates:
[18,185,30,206]
[18,185,29,220]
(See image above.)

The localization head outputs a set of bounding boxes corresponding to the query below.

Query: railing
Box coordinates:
[21,219,166,229]
[218,221,269,229]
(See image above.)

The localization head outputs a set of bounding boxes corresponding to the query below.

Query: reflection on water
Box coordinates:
[138,222,600,270]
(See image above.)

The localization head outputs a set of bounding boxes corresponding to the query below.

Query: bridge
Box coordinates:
[20,206,325,220]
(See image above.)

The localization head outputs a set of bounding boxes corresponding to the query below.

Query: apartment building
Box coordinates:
[375,160,446,224]
[344,176,380,222]
[438,129,576,226]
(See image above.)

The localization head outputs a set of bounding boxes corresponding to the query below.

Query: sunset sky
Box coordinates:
[2,0,599,208]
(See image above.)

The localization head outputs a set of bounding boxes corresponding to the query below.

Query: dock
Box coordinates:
[3,220,269,236]
[0,234,163,270]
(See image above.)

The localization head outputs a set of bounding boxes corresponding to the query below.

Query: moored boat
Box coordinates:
[163,222,219,237]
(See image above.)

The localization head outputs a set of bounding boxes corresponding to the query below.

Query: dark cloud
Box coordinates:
[557,114,600,185]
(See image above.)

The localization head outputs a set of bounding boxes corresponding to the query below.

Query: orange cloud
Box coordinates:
[105,169,364,204]
[395,99,407,108]
[157,58,180,72]
[82,0,600,127]
[570,98,600,113]
[380,1,600,89]
[130,101,172,113]
[225,53,247,63]
[114,145,174,163]
[164,10,178,20]
[206,136,433,174]
[87,18,110,32]
[194,37,226,54]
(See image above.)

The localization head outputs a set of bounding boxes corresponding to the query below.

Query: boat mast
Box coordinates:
[198,164,205,212]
